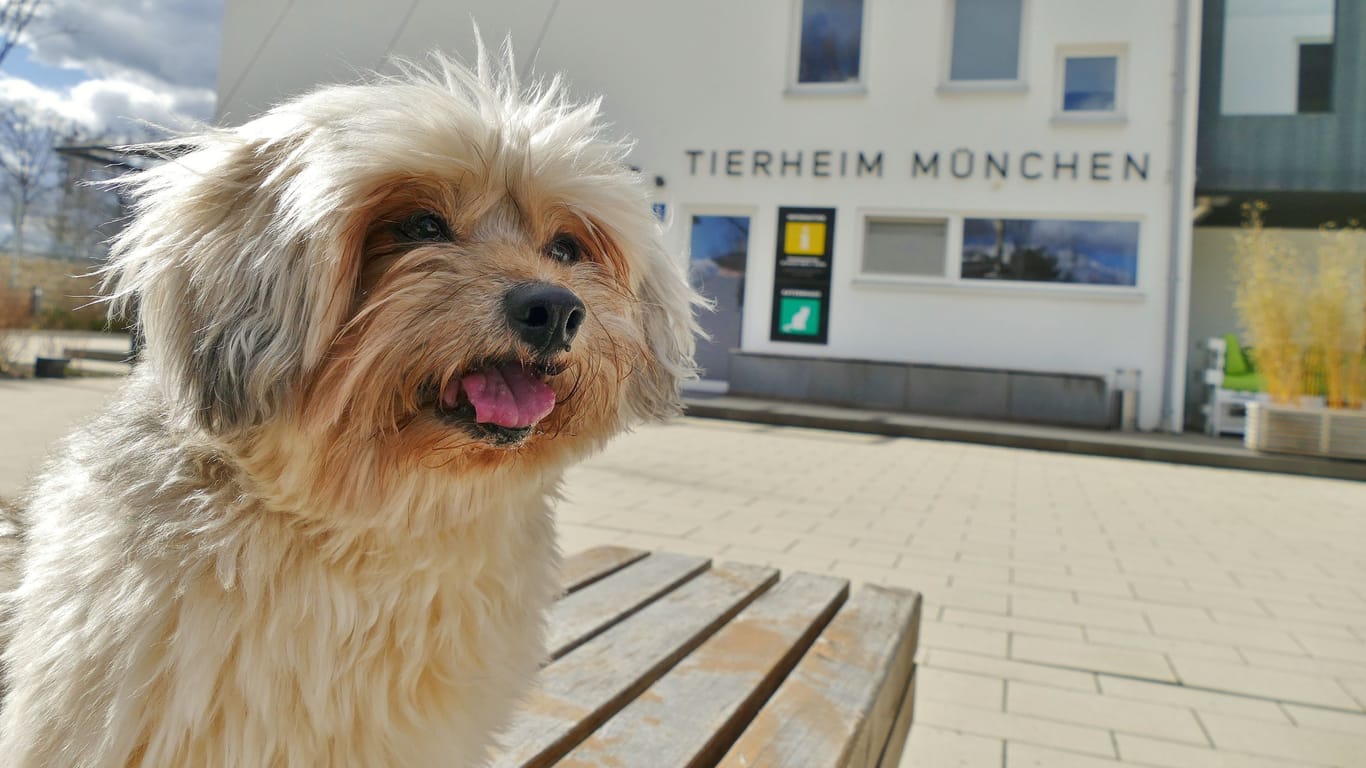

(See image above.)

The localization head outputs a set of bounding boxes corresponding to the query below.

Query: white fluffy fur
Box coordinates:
[0,45,696,767]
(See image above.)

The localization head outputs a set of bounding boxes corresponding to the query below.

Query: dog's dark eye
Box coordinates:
[545,235,583,264]
[395,211,453,243]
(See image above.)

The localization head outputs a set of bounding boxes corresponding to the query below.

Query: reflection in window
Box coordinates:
[863,219,948,277]
[950,0,1024,81]
[1221,0,1335,115]
[961,218,1140,286]
[797,0,864,84]
[1063,56,1118,112]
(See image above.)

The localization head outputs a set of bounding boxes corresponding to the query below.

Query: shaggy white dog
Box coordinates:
[0,46,696,767]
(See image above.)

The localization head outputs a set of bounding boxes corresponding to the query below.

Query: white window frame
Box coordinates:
[938,0,1031,94]
[787,0,872,95]
[856,212,954,283]
[1053,45,1128,124]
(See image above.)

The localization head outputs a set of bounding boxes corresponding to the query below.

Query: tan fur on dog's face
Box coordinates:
[308,177,642,471]
[102,53,699,518]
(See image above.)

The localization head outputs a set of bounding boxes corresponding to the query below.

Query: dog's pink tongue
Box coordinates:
[457,364,556,429]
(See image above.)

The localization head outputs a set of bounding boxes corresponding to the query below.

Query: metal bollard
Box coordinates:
[1114,368,1141,432]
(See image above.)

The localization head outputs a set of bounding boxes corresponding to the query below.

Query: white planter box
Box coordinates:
[1244,402,1366,461]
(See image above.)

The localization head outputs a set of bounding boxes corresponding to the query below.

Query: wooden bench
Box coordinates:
[491,546,922,767]
[63,348,134,364]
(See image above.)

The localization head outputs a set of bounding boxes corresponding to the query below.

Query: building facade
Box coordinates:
[216,0,1202,431]
[1186,0,1366,428]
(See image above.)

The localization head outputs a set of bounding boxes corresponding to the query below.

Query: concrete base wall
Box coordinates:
[729,352,1113,429]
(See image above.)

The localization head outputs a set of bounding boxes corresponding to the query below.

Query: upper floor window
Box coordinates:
[1062,55,1119,113]
[1297,41,1333,113]
[949,0,1024,82]
[796,0,865,85]
[1221,0,1335,115]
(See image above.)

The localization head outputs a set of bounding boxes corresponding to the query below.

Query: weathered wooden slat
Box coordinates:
[560,546,648,594]
[875,667,917,768]
[547,552,710,660]
[491,563,779,768]
[717,585,923,768]
[556,571,850,768]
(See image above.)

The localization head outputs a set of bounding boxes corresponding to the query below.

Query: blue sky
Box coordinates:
[1,0,224,136]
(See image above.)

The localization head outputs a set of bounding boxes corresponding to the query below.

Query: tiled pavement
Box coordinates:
[555,418,1366,767]
[5,376,1365,765]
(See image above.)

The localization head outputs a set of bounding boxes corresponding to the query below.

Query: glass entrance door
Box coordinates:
[688,215,751,385]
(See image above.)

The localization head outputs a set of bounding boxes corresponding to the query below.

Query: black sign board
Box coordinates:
[770,207,834,344]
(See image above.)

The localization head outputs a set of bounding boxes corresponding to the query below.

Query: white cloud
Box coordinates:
[1,73,211,137]
[27,0,225,92]
[2,0,223,136]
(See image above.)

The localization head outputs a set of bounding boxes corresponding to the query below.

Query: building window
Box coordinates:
[863,218,948,277]
[961,218,1139,286]
[1221,0,1335,115]
[1297,42,1333,113]
[949,0,1024,82]
[796,0,865,85]
[1062,55,1118,112]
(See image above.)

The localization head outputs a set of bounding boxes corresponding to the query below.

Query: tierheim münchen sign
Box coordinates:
[683,148,1152,183]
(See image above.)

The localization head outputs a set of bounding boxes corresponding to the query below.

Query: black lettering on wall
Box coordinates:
[912,152,940,178]
[753,150,773,176]
[1124,153,1150,181]
[781,151,803,176]
[840,151,848,176]
[726,150,743,177]
[951,148,975,179]
[986,152,1009,179]
[1054,152,1079,180]
[813,150,832,177]
[1021,152,1043,179]
[1091,152,1112,181]
[857,151,883,177]
[709,151,718,176]
[685,149,703,175]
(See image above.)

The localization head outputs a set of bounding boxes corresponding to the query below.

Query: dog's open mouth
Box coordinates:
[431,361,560,445]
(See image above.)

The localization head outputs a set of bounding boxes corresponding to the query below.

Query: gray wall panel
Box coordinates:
[1197,0,1366,193]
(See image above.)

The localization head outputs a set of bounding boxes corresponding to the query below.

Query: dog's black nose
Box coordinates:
[504,283,586,354]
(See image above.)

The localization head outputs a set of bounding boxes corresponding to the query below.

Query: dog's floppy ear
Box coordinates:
[624,227,704,422]
[103,131,352,435]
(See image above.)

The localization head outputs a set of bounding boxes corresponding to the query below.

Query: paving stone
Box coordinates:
[915,666,1005,710]
[899,724,1002,768]
[1012,635,1177,681]
[1083,627,1245,663]
[1006,742,1122,767]
[1011,596,1152,633]
[1007,681,1209,744]
[1281,703,1366,734]
[942,607,1086,641]
[922,619,1010,657]
[1169,656,1361,710]
[923,649,1100,692]
[1096,676,1292,723]
[915,699,1116,758]
[1201,711,1366,765]
[1114,733,1323,768]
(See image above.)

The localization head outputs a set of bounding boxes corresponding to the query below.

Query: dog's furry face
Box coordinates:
[104,56,696,514]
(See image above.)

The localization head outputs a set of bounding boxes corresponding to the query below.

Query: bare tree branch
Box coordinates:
[0,106,67,287]
[0,0,42,71]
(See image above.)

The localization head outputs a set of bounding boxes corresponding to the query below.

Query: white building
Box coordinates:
[217,0,1202,431]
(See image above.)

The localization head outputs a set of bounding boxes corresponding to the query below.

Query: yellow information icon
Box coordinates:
[784,221,827,256]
